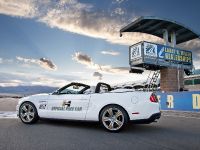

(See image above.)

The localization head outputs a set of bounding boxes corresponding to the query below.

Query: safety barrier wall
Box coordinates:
[156,91,200,112]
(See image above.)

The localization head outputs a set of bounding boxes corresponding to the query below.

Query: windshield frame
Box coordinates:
[52,82,90,95]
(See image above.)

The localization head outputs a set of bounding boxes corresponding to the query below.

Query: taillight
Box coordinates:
[150,93,158,103]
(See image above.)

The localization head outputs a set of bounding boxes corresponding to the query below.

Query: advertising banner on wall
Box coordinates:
[129,41,193,70]
[157,91,200,112]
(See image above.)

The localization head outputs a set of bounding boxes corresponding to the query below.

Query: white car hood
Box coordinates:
[31,93,49,96]
[28,93,49,99]
[19,93,49,102]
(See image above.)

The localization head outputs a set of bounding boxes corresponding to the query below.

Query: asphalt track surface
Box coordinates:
[0,115,200,150]
[0,97,200,150]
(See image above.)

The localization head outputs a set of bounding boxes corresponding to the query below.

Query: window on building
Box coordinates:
[194,79,200,85]
[184,80,193,85]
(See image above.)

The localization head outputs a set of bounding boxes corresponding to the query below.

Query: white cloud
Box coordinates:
[72,52,129,74]
[38,0,162,46]
[39,58,57,71]
[0,58,13,64]
[0,0,162,46]
[0,0,37,18]
[16,56,57,71]
[179,39,200,50]
[72,52,92,66]
[113,0,125,4]
[31,76,67,87]
[101,50,120,56]
[179,39,200,69]
[72,52,101,70]
[0,71,85,87]
[193,61,200,69]
[0,79,23,87]
[113,8,125,15]
[93,71,103,80]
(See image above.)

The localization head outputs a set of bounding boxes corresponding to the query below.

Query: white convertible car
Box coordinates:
[16,82,161,132]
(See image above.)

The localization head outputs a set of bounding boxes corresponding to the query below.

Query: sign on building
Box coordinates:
[129,41,193,70]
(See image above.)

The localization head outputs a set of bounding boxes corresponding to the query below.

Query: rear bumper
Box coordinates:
[149,112,161,120]
[131,112,161,124]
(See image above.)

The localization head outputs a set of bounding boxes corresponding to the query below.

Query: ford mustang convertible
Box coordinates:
[16,82,161,132]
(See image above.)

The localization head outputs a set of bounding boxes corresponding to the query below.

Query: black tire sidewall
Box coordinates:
[19,102,39,124]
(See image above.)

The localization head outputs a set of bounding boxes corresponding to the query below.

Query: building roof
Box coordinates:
[184,74,200,79]
[120,16,200,44]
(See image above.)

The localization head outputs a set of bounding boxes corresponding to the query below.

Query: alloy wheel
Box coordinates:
[20,103,35,123]
[102,107,124,131]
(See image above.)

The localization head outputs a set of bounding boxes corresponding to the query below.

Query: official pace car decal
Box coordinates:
[51,100,82,111]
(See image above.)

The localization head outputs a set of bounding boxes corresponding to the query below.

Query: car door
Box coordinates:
[44,83,91,120]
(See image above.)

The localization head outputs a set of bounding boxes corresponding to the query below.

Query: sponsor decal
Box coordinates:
[51,100,82,111]
[39,104,47,109]
[39,101,47,109]
[130,44,142,60]
[62,100,71,107]
[158,47,164,59]
[144,42,157,57]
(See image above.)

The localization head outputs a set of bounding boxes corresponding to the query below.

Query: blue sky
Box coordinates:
[0,0,200,87]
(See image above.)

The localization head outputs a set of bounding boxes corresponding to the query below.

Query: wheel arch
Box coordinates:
[20,101,36,107]
[98,104,130,121]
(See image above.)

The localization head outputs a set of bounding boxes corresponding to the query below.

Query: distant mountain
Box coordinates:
[0,85,58,96]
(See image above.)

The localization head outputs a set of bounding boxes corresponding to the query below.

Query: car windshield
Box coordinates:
[57,83,89,94]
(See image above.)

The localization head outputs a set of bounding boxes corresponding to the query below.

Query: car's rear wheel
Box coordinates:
[19,102,39,124]
[100,105,128,132]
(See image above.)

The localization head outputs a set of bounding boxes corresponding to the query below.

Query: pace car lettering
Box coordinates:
[74,107,82,111]
[51,106,82,111]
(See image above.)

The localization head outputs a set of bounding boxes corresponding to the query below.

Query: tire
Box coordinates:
[100,105,129,132]
[19,102,39,124]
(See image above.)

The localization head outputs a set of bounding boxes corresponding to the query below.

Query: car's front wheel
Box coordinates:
[100,105,128,132]
[19,102,39,124]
